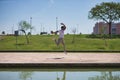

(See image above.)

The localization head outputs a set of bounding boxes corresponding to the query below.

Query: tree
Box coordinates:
[2,31,5,35]
[18,21,31,44]
[21,29,29,44]
[72,28,76,43]
[88,2,120,37]
[101,26,108,47]
[19,20,32,32]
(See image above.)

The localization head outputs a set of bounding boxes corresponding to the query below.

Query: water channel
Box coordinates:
[0,68,120,80]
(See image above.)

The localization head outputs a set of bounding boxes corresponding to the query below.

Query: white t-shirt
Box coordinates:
[59,30,64,38]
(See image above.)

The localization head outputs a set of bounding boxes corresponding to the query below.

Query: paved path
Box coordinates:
[0,52,120,68]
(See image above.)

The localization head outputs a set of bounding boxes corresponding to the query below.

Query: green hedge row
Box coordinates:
[87,34,120,38]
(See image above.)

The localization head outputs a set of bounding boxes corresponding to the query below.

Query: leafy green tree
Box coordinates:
[18,21,31,44]
[19,20,32,32]
[88,2,120,37]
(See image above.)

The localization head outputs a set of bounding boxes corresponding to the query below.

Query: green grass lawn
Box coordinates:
[0,35,120,51]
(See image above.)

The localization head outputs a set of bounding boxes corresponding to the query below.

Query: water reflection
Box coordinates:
[0,68,120,80]
[19,72,33,80]
[88,72,120,80]
[56,71,66,80]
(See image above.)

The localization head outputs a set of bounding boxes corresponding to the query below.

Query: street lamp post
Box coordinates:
[30,17,32,35]
[56,17,58,31]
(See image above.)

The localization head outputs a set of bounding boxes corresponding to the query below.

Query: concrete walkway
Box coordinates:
[0,52,120,68]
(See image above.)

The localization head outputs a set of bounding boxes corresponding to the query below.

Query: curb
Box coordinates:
[0,51,120,53]
[0,63,120,68]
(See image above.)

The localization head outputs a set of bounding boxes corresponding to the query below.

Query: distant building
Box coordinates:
[115,23,120,35]
[93,22,120,35]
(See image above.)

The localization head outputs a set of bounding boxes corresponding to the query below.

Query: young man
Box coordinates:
[51,23,67,54]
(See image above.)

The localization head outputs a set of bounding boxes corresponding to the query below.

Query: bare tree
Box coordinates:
[72,28,76,43]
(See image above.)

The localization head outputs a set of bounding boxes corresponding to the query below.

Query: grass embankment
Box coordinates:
[0,35,120,51]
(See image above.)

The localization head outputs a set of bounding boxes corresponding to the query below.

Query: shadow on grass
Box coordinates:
[98,47,106,50]
[15,43,26,46]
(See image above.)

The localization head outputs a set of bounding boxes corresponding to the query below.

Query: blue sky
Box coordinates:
[0,0,120,34]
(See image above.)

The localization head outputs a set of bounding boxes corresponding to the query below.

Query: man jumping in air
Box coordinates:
[51,23,67,54]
